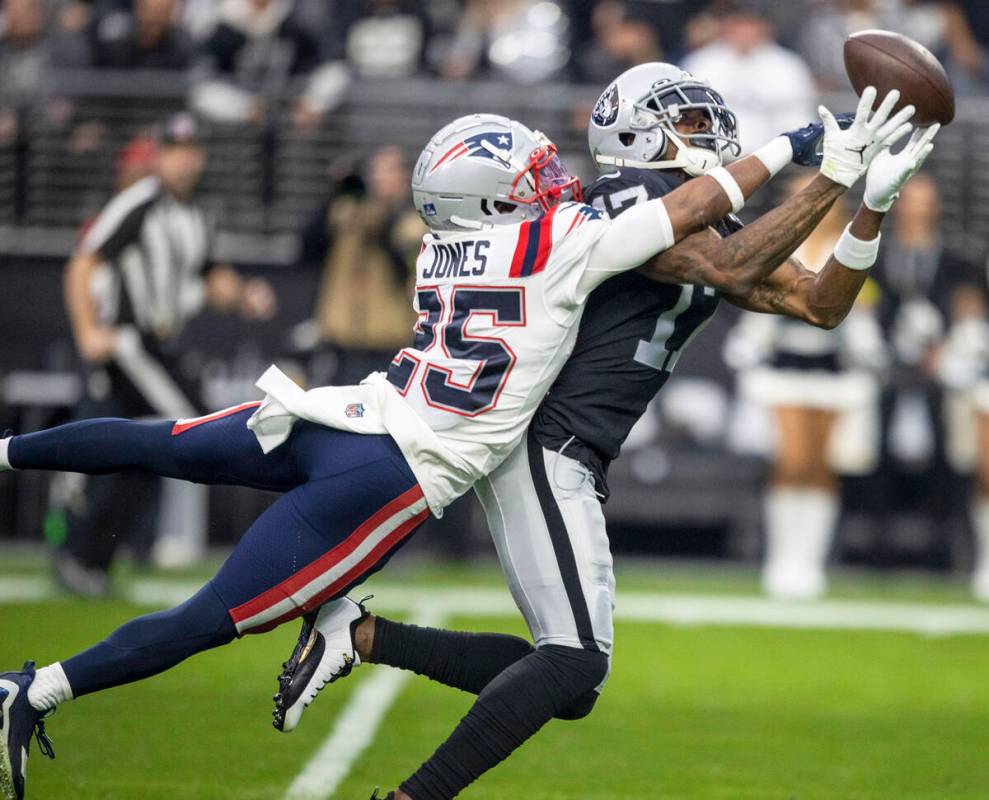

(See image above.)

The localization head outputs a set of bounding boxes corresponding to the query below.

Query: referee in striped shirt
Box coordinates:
[55,112,275,595]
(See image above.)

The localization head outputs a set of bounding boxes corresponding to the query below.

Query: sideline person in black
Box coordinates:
[55,113,275,595]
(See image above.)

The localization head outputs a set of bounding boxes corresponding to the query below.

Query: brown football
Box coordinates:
[844,29,955,125]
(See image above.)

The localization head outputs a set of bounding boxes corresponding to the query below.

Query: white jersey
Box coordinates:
[389,202,609,451]
[247,200,658,515]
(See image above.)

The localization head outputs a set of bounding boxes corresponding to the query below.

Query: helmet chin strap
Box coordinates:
[596,128,721,177]
[449,215,494,230]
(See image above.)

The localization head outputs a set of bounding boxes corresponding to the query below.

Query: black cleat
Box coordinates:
[369,789,395,800]
[0,662,56,800]
[272,596,370,733]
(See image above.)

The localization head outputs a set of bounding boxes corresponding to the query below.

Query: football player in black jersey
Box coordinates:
[269,66,939,799]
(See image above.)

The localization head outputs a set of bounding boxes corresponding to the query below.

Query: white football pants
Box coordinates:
[474,430,615,689]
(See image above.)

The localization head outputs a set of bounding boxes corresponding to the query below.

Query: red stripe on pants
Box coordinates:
[171,402,262,436]
[228,484,426,631]
[246,506,431,634]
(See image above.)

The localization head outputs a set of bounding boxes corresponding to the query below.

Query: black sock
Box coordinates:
[370,618,534,695]
[399,645,608,800]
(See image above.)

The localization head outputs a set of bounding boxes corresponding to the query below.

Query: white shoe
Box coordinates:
[272,597,369,733]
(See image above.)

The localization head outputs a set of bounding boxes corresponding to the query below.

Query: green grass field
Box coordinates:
[2,553,988,799]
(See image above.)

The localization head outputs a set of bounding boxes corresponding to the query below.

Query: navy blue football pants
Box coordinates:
[9,405,427,696]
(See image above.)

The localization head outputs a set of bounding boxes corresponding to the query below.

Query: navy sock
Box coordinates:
[8,411,302,491]
[61,582,236,697]
[9,418,181,477]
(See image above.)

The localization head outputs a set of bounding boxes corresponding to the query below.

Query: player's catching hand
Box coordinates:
[863,123,941,212]
[818,85,916,187]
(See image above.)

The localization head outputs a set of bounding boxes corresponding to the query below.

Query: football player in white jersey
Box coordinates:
[266,71,939,799]
[0,93,916,799]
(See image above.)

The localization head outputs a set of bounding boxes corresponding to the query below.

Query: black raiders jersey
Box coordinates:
[532,167,742,499]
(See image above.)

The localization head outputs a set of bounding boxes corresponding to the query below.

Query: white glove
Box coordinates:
[863,123,941,212]
[819,86,915,188]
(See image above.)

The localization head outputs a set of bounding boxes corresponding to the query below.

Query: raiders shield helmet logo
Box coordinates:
[592,83,619,127]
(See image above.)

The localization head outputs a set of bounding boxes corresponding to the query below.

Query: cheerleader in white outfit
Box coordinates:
[725,174,887,598]
[938,283,989,601]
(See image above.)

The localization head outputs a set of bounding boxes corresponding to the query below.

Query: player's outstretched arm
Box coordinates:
[661,86,913,244]
[724,124,940,328]
[633,87,915,295]
[639,172,846,296]
[585,142,794,278]
[722,207,880,328]
[584,87,913,295]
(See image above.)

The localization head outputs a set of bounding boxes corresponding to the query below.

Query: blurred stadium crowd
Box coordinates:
[2,0,989,599]
[1,0,987,103]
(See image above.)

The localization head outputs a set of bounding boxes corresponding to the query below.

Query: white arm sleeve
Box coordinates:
[576,197,676,301]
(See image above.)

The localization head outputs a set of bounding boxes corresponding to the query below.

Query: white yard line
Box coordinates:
[126,578,204,607]
[5,575,989,795]
[3,576,989,635]
[357,585,989,637]
[0,575,48,603]
[2,571,985,800]
[283,604,447,800]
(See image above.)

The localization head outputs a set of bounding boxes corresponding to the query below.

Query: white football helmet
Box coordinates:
[588,62,741,177]
[412,113,582,232]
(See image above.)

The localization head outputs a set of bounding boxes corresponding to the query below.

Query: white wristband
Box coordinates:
[834,223,881,271]
[752,136,793,178]
[707,166,745,213]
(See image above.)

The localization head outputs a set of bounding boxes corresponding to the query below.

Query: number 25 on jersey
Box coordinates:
[387,286,526,417]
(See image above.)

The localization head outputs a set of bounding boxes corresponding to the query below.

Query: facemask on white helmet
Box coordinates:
[590,68,741,177]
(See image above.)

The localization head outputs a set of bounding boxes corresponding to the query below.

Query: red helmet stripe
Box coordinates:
[430,141,469,173]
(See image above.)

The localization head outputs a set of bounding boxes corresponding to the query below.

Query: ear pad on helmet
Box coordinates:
[653,128,668,161]
[639,127,667,162]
